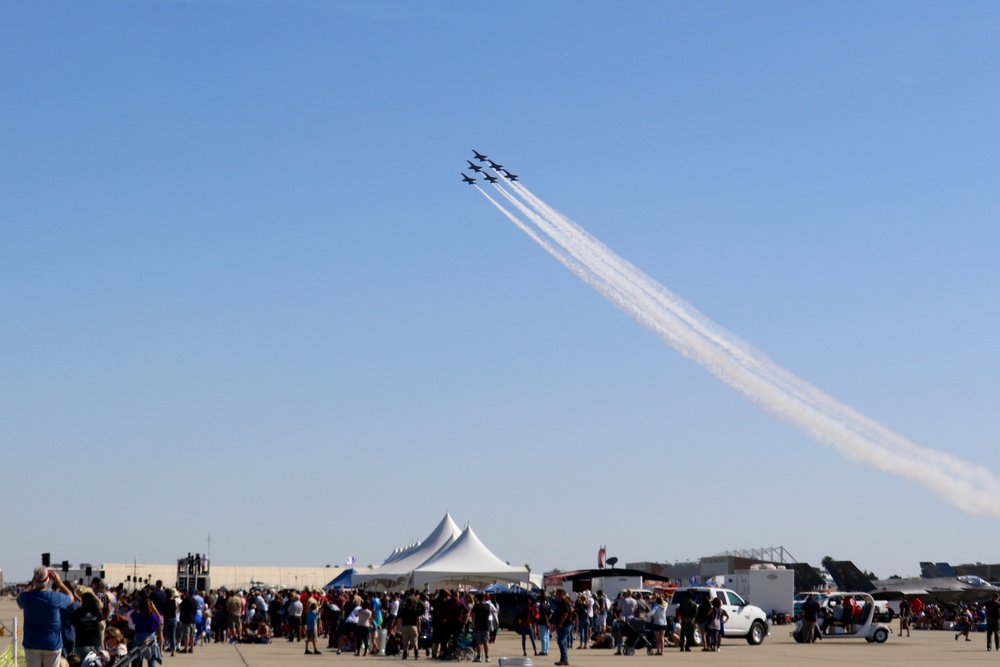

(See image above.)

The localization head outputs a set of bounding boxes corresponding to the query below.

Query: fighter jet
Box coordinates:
[461,173,476,185]
[487,159,503,170]
[482,173,498,184]
[466,160,483,173]
[501,169,519,181]
[825,560,1000,604]
[472,150,488,162]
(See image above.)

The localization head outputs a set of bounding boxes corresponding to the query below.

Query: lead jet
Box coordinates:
[487,159,503,170]
[466,160,483,173]
[825,560,1000,604]
[461,173,476,185]
[472,149,488,162]
[501,169,518,181]
[482,173,498,184]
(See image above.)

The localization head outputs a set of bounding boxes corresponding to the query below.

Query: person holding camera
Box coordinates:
[18,566,75,667]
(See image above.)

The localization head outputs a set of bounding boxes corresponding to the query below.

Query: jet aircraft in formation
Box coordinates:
[464,150,520,184]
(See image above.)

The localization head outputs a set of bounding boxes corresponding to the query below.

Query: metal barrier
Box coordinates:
[0,618,21,667]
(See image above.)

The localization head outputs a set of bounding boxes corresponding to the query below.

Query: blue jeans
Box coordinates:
[556,626,572,664]
[163,618,178,652]
[134,631,158,667]
[538,624,550,654]
[578,618,590,644]
[520,626,536,654]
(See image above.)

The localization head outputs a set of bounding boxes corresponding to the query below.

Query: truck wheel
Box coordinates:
[746,620,766,645]
[693,626,702,646]
[873,627,889,643]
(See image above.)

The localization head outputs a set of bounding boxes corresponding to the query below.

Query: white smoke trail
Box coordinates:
[484,179,1000,516]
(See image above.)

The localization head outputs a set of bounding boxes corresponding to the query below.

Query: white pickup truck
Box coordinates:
[666,587,770,645]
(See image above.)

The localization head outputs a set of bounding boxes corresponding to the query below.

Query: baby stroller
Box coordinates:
[445,625,476,661]
[620,618,655,656]
[106,636,159,667]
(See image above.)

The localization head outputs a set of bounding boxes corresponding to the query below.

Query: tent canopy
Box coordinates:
[352,513,462,589]
[412,525,531,588]
[323,568,356,590]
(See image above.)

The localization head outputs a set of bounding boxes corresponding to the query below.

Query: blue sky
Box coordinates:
[2,1,998,583]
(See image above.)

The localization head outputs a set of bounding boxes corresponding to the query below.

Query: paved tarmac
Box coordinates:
[3,598,998,666]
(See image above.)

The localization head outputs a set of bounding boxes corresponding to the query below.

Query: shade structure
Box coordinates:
[412,525,531,588]
[351,512,462,590]
[323,568,356,590]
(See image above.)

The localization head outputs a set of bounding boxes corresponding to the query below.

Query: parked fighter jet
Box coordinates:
[466,160,483,173]
[826,560,1000,604]
[501,169,518,181]
[482,173,498,184]
[461,173,476,185]
[472,150,488,162]
[487,159,503,170]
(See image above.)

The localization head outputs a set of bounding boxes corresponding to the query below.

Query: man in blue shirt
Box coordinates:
[17,566,74,667]
[800,594,821,643]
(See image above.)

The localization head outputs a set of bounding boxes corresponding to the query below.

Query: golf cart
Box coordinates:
[792,592,891,643]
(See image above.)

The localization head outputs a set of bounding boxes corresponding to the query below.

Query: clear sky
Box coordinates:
[2,1,998,584]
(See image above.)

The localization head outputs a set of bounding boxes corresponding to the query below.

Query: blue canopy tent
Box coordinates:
[323,568,356,590]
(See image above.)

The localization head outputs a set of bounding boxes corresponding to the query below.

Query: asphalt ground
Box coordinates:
[3,598,998,666]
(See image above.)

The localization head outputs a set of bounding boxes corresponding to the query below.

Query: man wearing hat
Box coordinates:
[18,566,75,667]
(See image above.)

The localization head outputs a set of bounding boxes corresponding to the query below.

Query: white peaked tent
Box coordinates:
[352,513,462,589]
[412,525,531,588]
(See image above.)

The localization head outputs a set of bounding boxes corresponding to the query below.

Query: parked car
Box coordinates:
[667,587,770,645]
[791,592,890,643]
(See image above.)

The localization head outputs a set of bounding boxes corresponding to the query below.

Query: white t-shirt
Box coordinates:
[619,596,637,621]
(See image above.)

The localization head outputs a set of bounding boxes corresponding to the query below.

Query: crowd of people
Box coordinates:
[20,565,1000,667]
[899,593,1000,649]
[16,567,672,667]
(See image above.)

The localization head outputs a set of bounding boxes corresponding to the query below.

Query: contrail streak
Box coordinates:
[482,177,1000,516]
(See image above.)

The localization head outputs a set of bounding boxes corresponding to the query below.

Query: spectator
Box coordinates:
[552,588,573,666]
[899,594,911,638]
[398,590,423,661]
[72,589,106,659]
[304,601,321,655]
[130,597,162,667]
[18,566,74,667]
[535,592,551,657]
[517,598,537,657]
[178,589,198,653]
[470,593,491,663]
[985,593,1000,652]
[800,593,820,644]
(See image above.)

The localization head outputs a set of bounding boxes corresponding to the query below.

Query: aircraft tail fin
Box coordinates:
[790,563,826,591]
[920,561,958,578]
[920,562,942,578]
[825,560,876,593]
[936,562,957,577]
